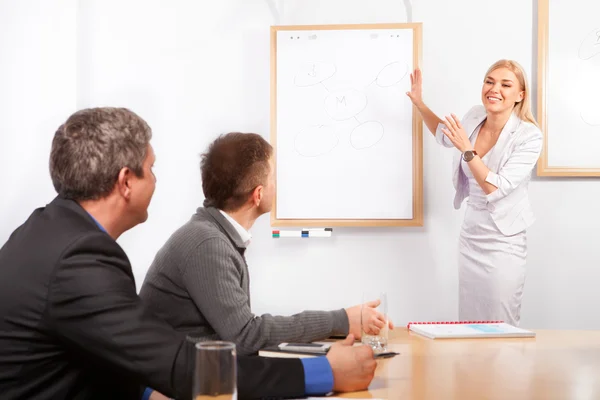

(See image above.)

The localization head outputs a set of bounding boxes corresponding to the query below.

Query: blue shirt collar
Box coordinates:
[87,212,107,233]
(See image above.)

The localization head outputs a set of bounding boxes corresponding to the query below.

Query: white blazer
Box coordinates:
[436,105,543,236]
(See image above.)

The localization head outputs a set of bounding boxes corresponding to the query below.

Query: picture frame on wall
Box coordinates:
[537,0,600,176]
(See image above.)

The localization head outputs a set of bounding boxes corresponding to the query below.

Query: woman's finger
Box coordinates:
[445,116,458,131]
[451,113,462,129]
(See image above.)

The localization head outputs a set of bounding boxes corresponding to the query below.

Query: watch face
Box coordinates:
[463,151,474,162]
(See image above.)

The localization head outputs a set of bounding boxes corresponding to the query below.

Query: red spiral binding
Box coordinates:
[406,320,504,330]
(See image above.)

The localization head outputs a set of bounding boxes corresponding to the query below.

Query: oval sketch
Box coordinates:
[376,62,408,87]
[581,110,600,126]
[294,125,339,157]
[294,62,337,87]
[324,89,367,121]
[578,28,600,60]
[350,121,384,150]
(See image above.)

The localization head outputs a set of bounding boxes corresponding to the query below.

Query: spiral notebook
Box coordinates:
[407,320,536,339]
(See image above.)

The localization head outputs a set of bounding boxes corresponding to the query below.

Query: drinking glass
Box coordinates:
[193,341,237,400]
[361,292,389,353]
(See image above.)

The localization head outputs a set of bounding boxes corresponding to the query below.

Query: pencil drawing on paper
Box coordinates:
[294,124,339,157]
[294,62,337,87]
[292,59,408,157]
[578,28,600,60]
[350,120,385,150]
[375,62,409,88]
[324,89,368,121]
[580,111,600,126]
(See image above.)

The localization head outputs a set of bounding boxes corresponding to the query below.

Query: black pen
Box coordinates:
[374,351,399,359]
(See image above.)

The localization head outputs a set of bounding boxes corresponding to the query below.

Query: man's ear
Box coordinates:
[117,167,133,200]
[251,185,264,207]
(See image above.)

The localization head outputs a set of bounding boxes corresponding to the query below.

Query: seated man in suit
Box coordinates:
[0,108,376,400]
[139,132,394,361]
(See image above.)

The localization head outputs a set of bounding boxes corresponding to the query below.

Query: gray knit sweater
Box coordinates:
[139,206,349,356]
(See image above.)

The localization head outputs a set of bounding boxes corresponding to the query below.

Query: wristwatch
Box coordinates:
[462,150,478,162]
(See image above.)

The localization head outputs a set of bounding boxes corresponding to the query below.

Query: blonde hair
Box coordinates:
[484,59,538,127]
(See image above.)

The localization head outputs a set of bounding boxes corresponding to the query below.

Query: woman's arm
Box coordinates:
[406,69,444,136]
[464,156,497,194]
[439,114,496,193]
[440,115,543,198]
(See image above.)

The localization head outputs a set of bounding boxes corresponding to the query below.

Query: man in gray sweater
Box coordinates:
[140,132,391,362]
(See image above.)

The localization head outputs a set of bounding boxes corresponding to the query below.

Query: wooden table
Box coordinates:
[338,329,600,399]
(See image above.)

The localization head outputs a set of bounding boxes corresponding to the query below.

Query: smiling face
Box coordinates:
[481,67,525,116]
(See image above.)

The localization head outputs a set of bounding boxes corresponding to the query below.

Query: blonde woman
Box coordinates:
[407,60,542,326]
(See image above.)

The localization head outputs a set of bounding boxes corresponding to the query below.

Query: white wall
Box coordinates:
[0,0,598,330]
[0,0,76,235]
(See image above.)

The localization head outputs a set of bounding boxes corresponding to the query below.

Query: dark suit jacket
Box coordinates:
[0,197,305,399]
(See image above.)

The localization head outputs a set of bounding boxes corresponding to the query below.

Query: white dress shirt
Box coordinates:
[219,210,252,247]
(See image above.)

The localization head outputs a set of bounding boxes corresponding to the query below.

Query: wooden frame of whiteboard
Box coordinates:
[536,0,600,176]
[270,23,423,227]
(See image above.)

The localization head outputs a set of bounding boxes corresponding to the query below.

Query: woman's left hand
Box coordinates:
[441,114,473,153]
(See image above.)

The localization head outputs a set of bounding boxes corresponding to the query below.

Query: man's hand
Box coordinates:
[149,390,171,400]
[326,334,377,392]
[346,300,394,338]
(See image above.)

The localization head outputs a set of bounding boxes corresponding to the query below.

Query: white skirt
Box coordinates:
[458,204,527,326]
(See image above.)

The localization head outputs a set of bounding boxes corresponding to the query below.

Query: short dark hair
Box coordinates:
[200,132,273,211]
[49,107,152,201]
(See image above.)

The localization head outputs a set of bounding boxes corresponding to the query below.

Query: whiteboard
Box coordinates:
[538,0,600,176]
[270,24,423,226]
